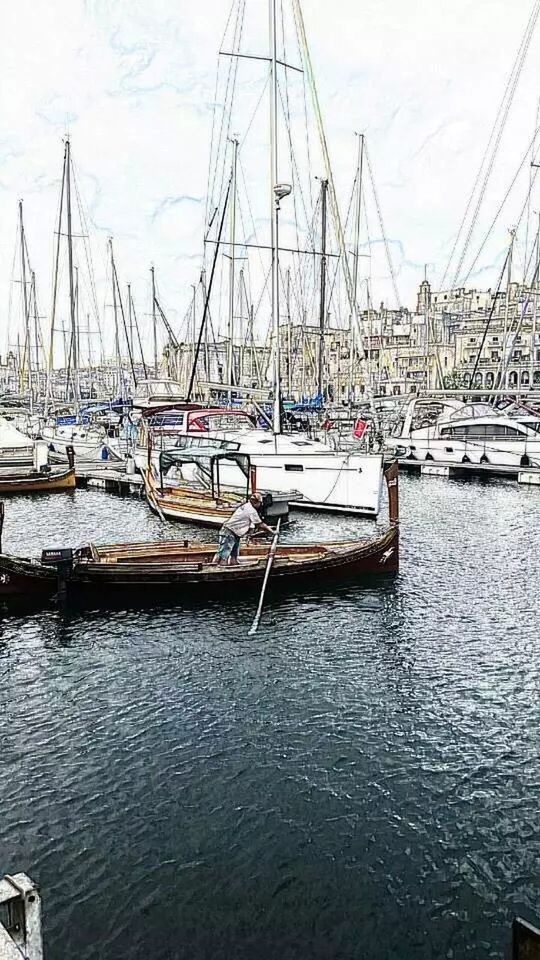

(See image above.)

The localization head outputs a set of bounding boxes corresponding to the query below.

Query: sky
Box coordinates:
[1,0,540,365]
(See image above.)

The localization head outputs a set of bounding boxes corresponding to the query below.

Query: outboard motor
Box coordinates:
[260,492,290,526]
[41,548,74,600]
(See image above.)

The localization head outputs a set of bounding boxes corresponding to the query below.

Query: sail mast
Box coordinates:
[317,178,328,398]
[18,200,33,406]
[293,0,376,423]
[349,133,364,406]
[151,265,158,377]
[227,137,239,398]
[65,139,79,401]
[110,239,122,395]
[269,0,281,435]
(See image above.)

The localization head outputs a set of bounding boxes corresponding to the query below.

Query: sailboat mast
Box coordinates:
[127,282,134,359]
[286,267,292,397]
[151,265,158,377]
[31,272,41,385]
[317,178,328,398]
[227,137,238,397]
[110,240,122,395]
[18,200,33,404]
[349,133,364,406]
[269,0,281,435]
[65,139,79,398]
[352,135,364,303]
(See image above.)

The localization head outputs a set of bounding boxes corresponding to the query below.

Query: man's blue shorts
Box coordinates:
[216,526,240,561]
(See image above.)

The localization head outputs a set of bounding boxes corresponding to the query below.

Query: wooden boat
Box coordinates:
[143,447,291,527]
[0,463,76,494]
[143,448,252,526]
[0,463,398,604]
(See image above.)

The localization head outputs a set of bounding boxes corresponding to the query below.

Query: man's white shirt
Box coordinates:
[224,502,261,537]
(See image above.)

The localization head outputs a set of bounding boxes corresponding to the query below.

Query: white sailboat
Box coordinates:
[174,0,384,515]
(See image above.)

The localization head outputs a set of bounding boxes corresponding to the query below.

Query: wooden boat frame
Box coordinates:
[143,447,254,526]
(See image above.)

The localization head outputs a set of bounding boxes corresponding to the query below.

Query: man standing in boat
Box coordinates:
[213,493,275,566]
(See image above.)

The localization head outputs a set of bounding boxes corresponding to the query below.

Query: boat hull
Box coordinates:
[0,468,76,494]
[393,435,540,466]
[0,528,398,603]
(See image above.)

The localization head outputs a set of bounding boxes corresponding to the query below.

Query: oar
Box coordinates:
[248,518,281,636]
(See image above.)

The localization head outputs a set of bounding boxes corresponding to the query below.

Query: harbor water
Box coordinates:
[1,475,539,959]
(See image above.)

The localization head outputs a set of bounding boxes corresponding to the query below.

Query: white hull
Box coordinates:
[42,428,121,463]
[395,436,540,467]
[220,454,382,514]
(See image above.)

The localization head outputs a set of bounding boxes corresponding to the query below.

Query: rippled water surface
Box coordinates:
[1,477,539,959]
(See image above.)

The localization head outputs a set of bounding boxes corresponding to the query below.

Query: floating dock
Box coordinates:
[392,457,540,486]
[74,461,143,494]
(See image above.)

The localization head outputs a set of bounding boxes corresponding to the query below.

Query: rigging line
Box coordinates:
[278,0,311,317]
[497,245,540,387]
[205,0,238,229]
[524,97,540,273]
[71,160,104,366]
[187,179,231,400]
[326,161,358,326]
[74,192,102,341]
[212,0,245,231]
[469,243,512,386]
[6,219,19,362]
[442,0,540,289]
[234,192,258,333]
[129,287,148,380]
[207,0,242,216]
[71,156,101,328]
[278,71,317,250]
[237,156,269,297]
[240,74,270,149]
[293,0,373,409]
[364,143,400,308]
[462,129,540,285]
[112,260,138,385]
[523,183,540,284]
[292,0,314,215]
[47,144,67,392]
[277,74,316,322]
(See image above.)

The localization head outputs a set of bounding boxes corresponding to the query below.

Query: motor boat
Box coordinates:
[388,396,540,467]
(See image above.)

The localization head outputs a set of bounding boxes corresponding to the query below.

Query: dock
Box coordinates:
[392,457,540,486]
[74,461,143,494]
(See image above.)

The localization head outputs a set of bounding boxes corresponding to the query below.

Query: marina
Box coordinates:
[1,0,540,957]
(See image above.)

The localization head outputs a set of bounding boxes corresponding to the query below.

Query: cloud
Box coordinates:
[1,0,539,363]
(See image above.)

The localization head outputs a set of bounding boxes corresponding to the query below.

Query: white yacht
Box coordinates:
[388,396,540,467]
[136,406,383,515]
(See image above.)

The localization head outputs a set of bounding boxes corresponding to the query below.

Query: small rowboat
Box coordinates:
[0,463,399,604]
[143,448,251,526]
[0,464,75,495]
[143,446,291,527]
